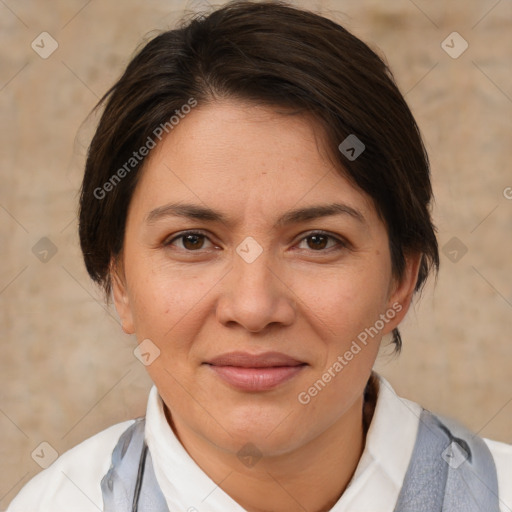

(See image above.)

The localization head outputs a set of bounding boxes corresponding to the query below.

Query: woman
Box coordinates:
[8,1,511,511]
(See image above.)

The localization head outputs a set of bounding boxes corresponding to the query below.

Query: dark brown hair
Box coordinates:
[79,0,439,351]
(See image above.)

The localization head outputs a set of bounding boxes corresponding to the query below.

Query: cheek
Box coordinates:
[126,254,214,338]
[292,261,391,338]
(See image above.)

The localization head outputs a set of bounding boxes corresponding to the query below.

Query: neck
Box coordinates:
[167,386,376,512]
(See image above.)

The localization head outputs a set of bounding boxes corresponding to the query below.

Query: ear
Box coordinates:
[382,252,422,334]
[111,259,135,335]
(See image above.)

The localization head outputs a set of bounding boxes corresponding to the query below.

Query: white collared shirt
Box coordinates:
[7,376,512,511]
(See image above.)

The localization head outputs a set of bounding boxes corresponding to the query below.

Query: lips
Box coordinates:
[204,351,307,392]
[206,351,305,368]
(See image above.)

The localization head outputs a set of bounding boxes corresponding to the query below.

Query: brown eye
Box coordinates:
[296,232,346,252]
[307,234,329,250]
[165,231,214,251]
[181,233,206,250]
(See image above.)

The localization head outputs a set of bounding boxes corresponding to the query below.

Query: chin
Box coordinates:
[218,428,305,460]
[207,401,309,456]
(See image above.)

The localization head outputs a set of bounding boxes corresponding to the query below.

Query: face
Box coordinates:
[113,100,419,457]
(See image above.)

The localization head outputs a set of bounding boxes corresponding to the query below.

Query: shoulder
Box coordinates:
[484,437,512,512]
[425,409,511,511]
[7,419,135,512]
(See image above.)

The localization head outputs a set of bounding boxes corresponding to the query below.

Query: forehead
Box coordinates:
[129,100,378,225]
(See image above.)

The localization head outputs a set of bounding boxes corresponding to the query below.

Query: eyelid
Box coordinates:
[162,229,350,252]
[294,230,350,250]
[163,230,217,249]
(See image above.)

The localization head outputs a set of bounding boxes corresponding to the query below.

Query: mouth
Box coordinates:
[204,351,307,392]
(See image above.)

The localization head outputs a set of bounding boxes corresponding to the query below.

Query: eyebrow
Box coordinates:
[145,202,366,227]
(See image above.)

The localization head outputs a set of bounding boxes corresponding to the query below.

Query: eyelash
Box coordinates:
[163,230,348,253]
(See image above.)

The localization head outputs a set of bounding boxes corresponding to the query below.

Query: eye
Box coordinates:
[296,232,346,251]
[164,231,216,251]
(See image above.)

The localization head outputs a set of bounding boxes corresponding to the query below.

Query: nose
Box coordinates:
[215,246,296,333]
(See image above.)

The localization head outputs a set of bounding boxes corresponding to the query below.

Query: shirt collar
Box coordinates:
[352,374,422,489]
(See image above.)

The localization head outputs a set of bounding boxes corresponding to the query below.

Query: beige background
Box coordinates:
[1,0,511,507]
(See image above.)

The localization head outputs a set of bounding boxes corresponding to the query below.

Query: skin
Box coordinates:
[112,100,421,512]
